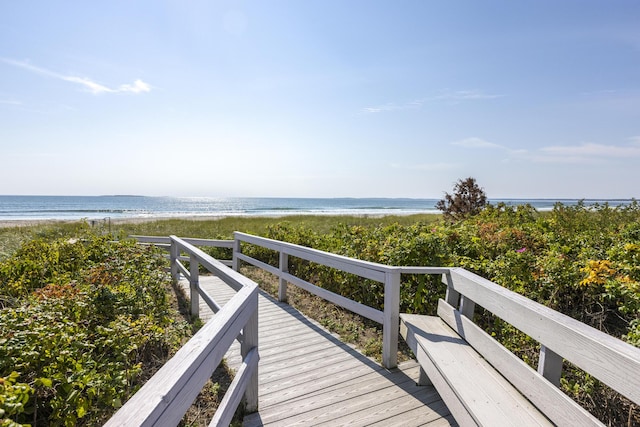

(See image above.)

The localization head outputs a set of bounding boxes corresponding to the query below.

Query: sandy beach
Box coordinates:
[0,215,231,229]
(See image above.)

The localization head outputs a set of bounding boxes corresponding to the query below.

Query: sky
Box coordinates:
[1,1,639,199]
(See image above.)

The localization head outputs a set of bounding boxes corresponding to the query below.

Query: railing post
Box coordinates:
[170,237,179,284]
[382,268,400,369]
[444,270,459,307]
[242,291,259,413]
[232,233,241,272]
[459,295,476,320]
[279,252,289,302]
[538,345,563,387]
[189,253,200,318]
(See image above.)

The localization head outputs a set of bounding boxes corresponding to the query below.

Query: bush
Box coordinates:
[435,177,487,221]
[240,201,639,425]
[0,232,189,426]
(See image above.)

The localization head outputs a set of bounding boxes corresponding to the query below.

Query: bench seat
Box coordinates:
[401,313,553,427]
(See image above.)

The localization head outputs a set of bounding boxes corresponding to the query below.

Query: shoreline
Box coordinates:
[0,212,436,229]
[0,215,230,229]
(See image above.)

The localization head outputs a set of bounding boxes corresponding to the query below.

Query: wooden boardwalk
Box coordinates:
[180,275,455,426]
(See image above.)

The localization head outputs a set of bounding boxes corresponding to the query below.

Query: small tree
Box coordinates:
[436,177,487,221]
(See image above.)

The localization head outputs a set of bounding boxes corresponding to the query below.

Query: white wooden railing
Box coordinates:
[232,231,448,369]
[113,233,640,426]
[441,268,640,414]
[230,232,640,412]
[105,236,258,427]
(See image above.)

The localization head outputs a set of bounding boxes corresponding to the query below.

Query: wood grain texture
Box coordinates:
[234,232,388,282]
[130,235,636,427]
[436,300,602,427]
[105,283,258,427]
[401,313,553,427]
[449,268,640,405]
[196,276,453,427]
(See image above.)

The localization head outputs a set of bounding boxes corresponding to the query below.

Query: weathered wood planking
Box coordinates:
[196,276,454,427]
[233,232,413,369]
[448,268,640,407]
[105,281,257,427]
[178,274,236,322]
[436,299,601,426]
[234,232,388,282]
[401,313,553,427]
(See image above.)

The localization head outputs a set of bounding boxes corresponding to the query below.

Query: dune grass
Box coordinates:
[0,222,94,261]
[0,214,438,261]
[111,213,440,240]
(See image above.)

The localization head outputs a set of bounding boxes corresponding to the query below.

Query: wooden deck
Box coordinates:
[180,275,455,426]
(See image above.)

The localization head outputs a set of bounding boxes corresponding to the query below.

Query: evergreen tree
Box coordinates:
[436,177,487,221]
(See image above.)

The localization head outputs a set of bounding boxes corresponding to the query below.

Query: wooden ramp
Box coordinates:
[181,275,455,426]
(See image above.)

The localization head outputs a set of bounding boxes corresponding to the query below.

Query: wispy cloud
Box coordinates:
[391,162,459,171]
[451,134,640,165]
[452,137,504,149]
[534,141,640,164]
[362,89,503,114]
[362,99,423,114]
[541,142,640,158]
[433,89,504,102]
[1,58,151,95]
[0,99,22,106]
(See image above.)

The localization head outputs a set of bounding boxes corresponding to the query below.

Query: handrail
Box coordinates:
[122,234,640,424]
[134,235,235,267]
[107,236,258,426]
[232,232,449,368]
[232,232,640,419]
[444,267,640,407]
[132,235,235,248]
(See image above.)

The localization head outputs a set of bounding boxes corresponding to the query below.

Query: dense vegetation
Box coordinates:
[237,203,639,342]
[237,202,640,425]
[112,202,640,424]
[2,201,639,425]
[0,226,190,426]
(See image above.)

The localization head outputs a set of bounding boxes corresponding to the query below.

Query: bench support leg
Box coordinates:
[418,367,432,386]
[538,345,563,387]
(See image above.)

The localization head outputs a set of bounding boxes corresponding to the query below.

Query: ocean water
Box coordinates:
[0,195,631,221]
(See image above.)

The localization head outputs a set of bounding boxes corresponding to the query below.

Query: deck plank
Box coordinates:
[181,275,453,426]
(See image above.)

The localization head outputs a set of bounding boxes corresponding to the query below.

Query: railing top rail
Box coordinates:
[235,232,390,272]
[171,235,253,291]
[448,267,640,406]
[234,232,449,282]
[132,235,234,248]
[105,283,257,426]
[396,266,452,275]
[138,234,453,278]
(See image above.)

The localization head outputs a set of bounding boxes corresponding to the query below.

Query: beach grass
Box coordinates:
[0,213,439,262]
[110,213,441,239]
[0,221,95,261]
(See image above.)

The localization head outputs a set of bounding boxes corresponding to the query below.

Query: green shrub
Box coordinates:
[236,202,640,424]
[0,232,189,426]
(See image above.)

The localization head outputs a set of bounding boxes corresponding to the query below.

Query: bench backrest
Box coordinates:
[441,267,640,426]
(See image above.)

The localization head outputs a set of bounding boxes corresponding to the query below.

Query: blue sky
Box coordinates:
[1,1,639,198]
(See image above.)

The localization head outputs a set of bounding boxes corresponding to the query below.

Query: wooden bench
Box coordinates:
[400,267,640,427]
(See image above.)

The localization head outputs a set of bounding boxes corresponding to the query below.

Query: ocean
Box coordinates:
[0,195,631,221]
